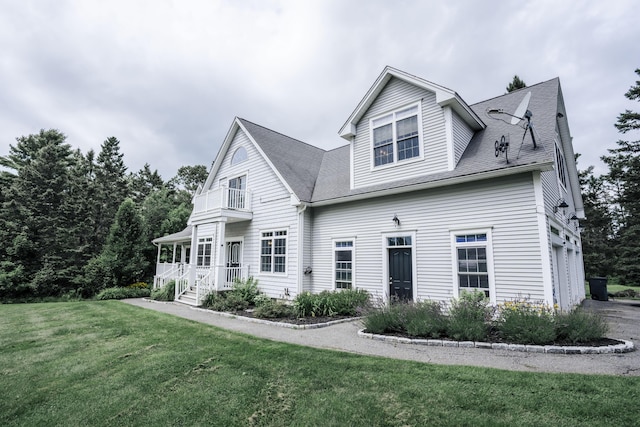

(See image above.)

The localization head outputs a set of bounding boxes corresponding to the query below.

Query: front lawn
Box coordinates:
[1,301,638,426]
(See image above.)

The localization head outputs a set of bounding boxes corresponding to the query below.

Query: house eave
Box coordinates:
[310,161,554,207]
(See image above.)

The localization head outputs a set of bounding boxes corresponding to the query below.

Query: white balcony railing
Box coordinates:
[193,186,252,215]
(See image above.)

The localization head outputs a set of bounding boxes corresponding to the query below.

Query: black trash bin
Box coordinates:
[589,277,608,301]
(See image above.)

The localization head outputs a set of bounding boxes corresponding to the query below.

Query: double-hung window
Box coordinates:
[260,230,287,273]
[196,237,213,267]
[372,103,421,167]
[453,232,494,299]
[334,240,354,289]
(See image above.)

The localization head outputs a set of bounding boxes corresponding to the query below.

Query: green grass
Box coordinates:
[1,302,638,426]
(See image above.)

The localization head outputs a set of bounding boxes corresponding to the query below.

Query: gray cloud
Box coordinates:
[1,0,638,179]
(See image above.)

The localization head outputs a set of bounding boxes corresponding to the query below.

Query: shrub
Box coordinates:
[362,303,406,334]
[232,277,260,305]
[201,290,249,312]
[293,291,315,317]
[497,299,556,345]
[127,282,150,289]
[253,300,294,318]
[96,287,150,300]
[447,291,492,341]
[150,280,175,301]
[555,307,609,344]
[253,293,272,308]
[404,301,448,338]
[293,289,370,318]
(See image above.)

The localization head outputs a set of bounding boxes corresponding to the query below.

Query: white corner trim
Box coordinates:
[444,106,454,171]
[533,171,554,306]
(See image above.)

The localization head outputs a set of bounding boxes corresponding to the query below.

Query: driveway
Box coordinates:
[124,298,640,376]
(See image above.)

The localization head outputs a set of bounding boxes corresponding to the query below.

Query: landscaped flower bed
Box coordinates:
[200,278,371,324]
[363,291,612,347]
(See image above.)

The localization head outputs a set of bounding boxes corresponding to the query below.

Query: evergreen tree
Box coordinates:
[506,75,527,93]
[93,137,129,248]
[578,163,616,278]
[95,198,149,288]
[0,129,76,296]
[602,68,640,285]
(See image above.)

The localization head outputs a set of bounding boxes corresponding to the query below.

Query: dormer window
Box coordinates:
[371,103,422,167]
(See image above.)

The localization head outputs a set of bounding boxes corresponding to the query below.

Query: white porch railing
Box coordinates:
[153,263,186,289]
[192,186,252,215]
[223,266,250,289]
[155,264,251,304]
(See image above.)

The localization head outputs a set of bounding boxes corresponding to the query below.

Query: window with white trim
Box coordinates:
[454,233,490,298]
[371,104,421,167]
[260,230,287,273]
[555,142,567,188]
[196,237,213,267]
[334,240,354,289]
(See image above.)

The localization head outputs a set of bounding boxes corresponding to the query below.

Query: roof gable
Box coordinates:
[338,66,485,140]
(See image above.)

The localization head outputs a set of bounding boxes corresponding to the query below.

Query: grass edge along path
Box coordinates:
[1,301,638,427]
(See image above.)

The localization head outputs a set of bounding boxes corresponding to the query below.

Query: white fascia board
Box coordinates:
[438,95,486,131]
[310,161,554,207]
[235,120,301,206]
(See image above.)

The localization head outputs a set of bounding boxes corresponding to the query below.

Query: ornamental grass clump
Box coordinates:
[446,291,493,341]
[555,307,609,344]
[362,303,405,334]
[404,300,447,338]
[497,299,556,345]
[293,289,370,318]
[150,280,175,301]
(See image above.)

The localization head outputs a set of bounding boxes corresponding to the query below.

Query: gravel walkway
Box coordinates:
[123,298,640,376]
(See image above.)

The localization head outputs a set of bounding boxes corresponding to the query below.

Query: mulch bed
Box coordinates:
[219,308,358,325]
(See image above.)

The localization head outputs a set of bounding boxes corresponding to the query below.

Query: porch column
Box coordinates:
[172,243,177,264]
[215,219,227,291]
[189,225,198,290]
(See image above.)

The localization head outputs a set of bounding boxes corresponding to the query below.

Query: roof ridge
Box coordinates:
[470,77,560,107]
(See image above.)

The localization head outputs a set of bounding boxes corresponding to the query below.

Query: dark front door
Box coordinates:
[389,248,412,300]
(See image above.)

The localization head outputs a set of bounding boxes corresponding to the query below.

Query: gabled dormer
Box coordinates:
[339,67,485,190]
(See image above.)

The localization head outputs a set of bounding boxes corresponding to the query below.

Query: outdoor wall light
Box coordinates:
[567,213,579,227]
[393,214,400,227]
[553,199,569,213]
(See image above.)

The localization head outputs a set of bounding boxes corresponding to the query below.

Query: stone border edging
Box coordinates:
[140,298,361,330]
[357,329,635,354]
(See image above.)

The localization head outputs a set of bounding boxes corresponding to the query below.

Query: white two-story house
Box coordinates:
[153,66,585,310]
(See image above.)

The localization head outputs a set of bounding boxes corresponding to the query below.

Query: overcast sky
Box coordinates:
[1,0,638,179]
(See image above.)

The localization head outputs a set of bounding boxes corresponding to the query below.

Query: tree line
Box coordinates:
[0,131,207,299]
[579,68,640,286]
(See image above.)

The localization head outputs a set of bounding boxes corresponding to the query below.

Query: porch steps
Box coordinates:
[176,287,199,306]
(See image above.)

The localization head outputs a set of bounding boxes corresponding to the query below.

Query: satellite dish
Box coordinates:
[511,91,531,125]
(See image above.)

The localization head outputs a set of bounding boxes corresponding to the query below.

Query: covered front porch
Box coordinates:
[152,223,250,306]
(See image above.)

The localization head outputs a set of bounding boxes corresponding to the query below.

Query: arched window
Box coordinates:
[231,146,248,165]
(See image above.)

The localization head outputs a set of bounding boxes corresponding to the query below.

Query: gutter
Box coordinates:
[309,161,554,207]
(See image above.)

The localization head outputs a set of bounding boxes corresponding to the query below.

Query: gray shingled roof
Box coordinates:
[152,226,192,244]
[238,118,326,203]
[238,78,562,205]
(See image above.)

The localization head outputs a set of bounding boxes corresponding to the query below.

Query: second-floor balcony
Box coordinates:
[191,186,253,223]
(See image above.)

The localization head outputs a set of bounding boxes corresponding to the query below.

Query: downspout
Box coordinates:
[297,204,307,296]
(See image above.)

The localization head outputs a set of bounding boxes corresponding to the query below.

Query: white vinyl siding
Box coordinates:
[212,128,300,298]
[352,77,448,189]
[310,173,543,303]
[452,111,475,165]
